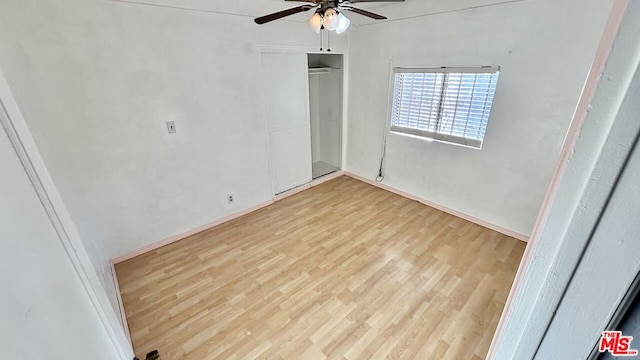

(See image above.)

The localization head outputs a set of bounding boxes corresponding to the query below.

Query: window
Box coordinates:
[390,66,500,148]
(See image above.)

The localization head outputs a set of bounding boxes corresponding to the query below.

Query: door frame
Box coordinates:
[487,0,633,358]
[0,69,134,358]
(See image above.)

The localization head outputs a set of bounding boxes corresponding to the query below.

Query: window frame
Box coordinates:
[388,65,500,149]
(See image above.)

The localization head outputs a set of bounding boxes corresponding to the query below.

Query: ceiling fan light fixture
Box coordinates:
[254,1,399,31]
[335,12,351,34]
[323,8,340,31]
[308,12,323,33]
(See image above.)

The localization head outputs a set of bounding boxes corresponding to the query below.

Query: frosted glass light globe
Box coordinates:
[323,8,340,31]
[335,13,351,34]
[308,12,323,34]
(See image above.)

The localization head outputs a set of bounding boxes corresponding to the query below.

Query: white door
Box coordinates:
[262,51,313,194]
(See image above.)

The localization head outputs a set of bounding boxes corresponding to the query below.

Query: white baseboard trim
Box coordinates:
[111,170,346,265]
[344,172,529,242]
[110,261,131,345]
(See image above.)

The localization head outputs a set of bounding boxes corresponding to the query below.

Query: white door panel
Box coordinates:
[269,126,313,194]
[262,51,312,194]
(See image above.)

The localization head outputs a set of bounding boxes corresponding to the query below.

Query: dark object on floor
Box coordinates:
[133,350,160,360]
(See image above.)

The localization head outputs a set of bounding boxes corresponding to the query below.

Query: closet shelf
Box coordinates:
[308,67,332,75]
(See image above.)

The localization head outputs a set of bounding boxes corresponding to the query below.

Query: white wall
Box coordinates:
[319,69,343,169]
[0,118,127,359]
[0,0,346,316]
[310,73,322,163]
[345,0,613,236]
[310,69,343,169]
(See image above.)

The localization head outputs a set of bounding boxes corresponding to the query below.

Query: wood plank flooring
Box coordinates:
[115,176,525,360]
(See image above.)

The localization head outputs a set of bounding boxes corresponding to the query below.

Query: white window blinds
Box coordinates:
[390,66,500,148]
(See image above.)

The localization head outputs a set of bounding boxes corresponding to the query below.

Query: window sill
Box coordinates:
[389,127,484,150]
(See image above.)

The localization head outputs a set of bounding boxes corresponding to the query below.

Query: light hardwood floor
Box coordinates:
[115,176,525,360]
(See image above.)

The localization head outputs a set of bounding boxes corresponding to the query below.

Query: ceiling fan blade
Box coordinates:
[342,6,387,20]
[255,5,315,24]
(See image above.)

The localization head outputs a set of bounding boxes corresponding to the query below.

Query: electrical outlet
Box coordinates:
[227,194,234,204]
[166,121,176,134]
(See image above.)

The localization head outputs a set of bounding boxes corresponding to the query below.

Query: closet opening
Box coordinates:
[308,54,343,180]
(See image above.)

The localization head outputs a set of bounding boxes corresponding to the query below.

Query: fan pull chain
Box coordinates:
[327,31,331,52]
[319,30,323,51]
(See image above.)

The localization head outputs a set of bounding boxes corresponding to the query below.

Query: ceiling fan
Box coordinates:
[255,0,405,34]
